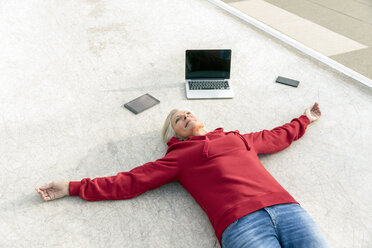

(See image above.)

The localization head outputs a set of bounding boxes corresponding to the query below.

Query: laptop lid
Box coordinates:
[185,49,231,80]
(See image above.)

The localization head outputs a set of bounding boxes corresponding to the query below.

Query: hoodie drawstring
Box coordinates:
[203,136,209,158]
[227,131,251,151]
[238,133,251,151]
[202,131,251,158]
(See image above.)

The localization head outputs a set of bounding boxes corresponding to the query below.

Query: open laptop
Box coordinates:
[185,49,234,99]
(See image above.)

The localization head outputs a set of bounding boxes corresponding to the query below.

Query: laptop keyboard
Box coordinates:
[189,80,230,90]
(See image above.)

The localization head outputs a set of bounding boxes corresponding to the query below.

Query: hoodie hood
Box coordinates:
[166,127,251,157]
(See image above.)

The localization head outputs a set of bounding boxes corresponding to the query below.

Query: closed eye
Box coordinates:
[175,112,191,123]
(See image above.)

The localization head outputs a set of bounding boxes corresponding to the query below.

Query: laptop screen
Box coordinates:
[185,49,231,79]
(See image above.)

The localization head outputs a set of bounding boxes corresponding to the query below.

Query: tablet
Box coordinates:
[124,93,160,114]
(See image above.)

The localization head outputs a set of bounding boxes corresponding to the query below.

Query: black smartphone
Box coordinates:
[275,76,300,87]
[124,93,160,114]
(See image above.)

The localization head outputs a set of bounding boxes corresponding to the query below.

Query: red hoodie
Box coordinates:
[69,115,310,246]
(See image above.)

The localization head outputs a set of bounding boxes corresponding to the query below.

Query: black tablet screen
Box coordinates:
[124,93,160,114]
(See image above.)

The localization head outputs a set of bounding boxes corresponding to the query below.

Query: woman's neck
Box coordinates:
[191,127,208,137]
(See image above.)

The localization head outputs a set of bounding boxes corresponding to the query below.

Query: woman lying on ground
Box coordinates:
[36,102,330,248]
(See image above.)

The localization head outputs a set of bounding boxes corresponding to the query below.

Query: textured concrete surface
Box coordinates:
[1,0,372,247]
[223,0,372,82]
[228,0,367,56]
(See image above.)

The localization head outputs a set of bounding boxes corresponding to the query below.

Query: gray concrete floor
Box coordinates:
[221,0,372,82]
[1,0,372,247]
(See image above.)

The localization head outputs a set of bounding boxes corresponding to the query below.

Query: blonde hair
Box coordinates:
[161,108,195,143]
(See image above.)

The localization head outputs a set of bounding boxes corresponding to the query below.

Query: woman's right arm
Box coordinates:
[36,156,180,202]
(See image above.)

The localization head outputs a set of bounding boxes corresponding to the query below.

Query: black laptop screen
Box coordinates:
[185,49,231,79]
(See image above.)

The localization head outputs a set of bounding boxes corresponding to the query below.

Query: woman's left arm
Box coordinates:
[242,102,322,154]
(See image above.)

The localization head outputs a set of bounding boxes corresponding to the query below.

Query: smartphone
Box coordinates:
[275,76,300,87]
[124,93,160,114]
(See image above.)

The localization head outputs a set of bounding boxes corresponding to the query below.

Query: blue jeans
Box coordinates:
[221,203,331,248]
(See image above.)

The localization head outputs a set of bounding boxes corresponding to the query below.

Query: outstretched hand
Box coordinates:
[303,102,322,123]
[35,181,69,201]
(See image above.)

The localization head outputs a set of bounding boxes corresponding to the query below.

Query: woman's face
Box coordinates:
[171,110,204,139]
